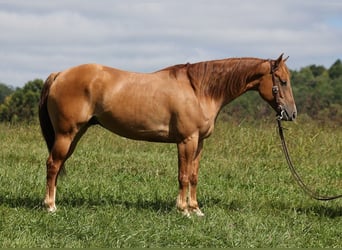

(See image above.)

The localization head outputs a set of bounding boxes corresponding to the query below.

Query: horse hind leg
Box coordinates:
[44,133,72,212]
[44,122,91,212]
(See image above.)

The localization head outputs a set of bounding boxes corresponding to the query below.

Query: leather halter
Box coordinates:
[269,60,285,120]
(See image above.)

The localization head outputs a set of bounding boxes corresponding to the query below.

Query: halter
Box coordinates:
[269,60,285,120]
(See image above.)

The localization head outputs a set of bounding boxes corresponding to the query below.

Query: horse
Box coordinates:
[39,53,297,216]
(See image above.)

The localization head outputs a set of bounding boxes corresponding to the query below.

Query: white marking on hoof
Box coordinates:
[178,208,191,218]
[193,208,205,217]
[183,210,191,218]
[47,205,57,213]
[43,201,57,213]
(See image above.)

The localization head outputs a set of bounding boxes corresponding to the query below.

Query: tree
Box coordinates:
[0,83,14,104]
[328,59,342,79]
[0,79,43,122]
[309,64,326,77]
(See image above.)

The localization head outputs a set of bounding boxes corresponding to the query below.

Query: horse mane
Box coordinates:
[160,58,267,100]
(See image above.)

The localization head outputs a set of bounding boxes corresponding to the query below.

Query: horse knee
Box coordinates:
[189,173,198,186]
[45,159,61,184]
[178,174,189,187]
[46,155,58,175]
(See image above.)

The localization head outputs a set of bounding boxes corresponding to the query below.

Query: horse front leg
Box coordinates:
[176,136,200,217]
[189,140,204,216]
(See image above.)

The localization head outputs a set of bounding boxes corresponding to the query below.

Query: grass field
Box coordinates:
[0,118,341,247]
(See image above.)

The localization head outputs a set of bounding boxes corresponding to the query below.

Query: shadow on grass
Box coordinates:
[268,200,342,219]
[0,195,43,210]
[295,205,342,218]
[0,194,175,213]
[204,196,342,219]
[1,194,340,218]
[60,195,176,213]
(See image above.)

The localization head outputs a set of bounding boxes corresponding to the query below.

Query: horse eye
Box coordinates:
[279,79,287,86]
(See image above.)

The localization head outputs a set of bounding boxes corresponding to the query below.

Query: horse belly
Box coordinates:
[96,106,176,142]
[100,119,173,142]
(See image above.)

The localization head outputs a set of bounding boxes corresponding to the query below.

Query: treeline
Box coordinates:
[0,79,43,123]
[0,59,341,124]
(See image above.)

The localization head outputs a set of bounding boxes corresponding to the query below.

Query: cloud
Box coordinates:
[0,0,341,86]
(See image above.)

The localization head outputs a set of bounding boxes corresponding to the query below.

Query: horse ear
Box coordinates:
[273,53,284,70]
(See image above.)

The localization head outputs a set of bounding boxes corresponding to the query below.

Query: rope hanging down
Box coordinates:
[277,118,342,201]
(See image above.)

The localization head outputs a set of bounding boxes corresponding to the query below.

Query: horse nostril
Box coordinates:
[293,112,297,119]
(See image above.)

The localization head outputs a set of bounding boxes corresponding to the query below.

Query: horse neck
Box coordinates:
[187,58,266,107]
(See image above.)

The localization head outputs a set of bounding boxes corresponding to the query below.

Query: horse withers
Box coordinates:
[39,54,296,216]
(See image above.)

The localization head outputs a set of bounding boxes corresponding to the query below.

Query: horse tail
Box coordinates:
[39,72,60,152]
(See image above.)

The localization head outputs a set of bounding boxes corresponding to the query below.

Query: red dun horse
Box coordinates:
[39,54,296,216]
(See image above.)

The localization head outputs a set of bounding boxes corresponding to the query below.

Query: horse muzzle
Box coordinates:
[277,105,297,121]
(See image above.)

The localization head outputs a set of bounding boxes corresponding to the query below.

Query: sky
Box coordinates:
[1,0,342,87]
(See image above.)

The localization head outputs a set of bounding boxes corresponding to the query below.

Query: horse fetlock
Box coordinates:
[43,199,57,213]
[175,205,190,217]
[177,202,205,217]
[176,196,187,210]
[178,207,204,217]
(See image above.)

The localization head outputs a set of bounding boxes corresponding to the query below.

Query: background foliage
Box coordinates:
[0,59,341,124]
[0,79,43,123]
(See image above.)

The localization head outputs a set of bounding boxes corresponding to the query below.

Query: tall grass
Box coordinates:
[0,119,341,247]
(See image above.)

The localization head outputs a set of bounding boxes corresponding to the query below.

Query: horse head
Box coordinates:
[258,54,297,121]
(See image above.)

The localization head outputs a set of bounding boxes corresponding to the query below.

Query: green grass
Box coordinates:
[0,119,341,247]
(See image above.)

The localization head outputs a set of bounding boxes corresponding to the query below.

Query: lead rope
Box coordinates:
[277,118,342,201]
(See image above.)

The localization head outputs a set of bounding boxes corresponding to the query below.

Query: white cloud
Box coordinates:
[0,0,341,86]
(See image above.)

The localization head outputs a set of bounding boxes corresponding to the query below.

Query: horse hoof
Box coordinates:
[43,201,57,213]
[178,208,191,218]
[193,208,205,217]
[46,205,57,213]
[183,210,191,218]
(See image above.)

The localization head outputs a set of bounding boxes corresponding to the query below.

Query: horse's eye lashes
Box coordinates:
[279,79,287,85]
